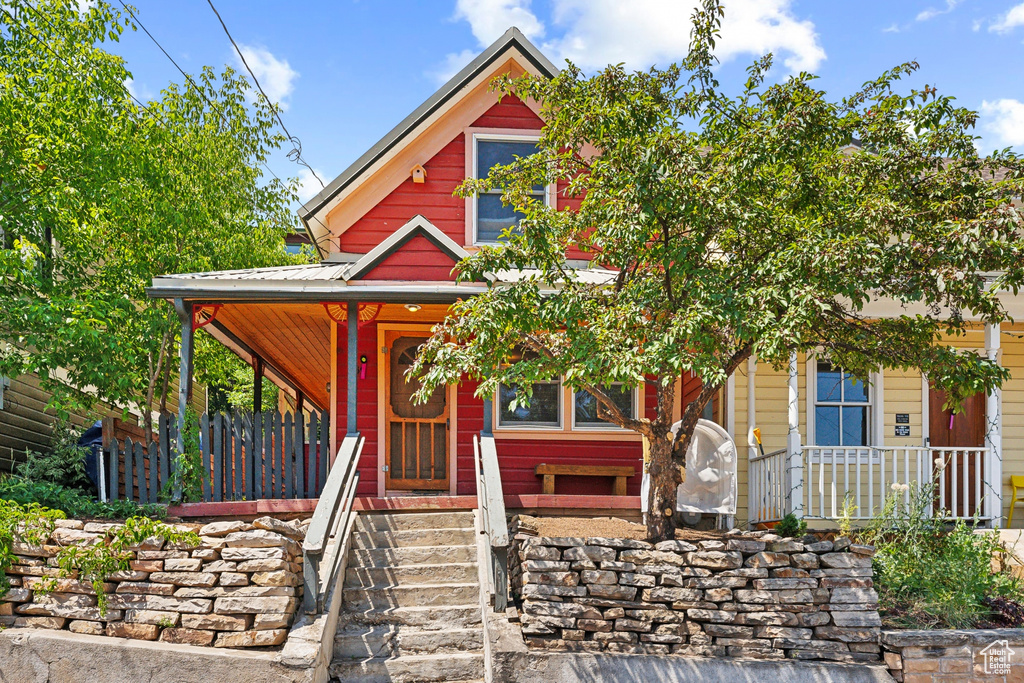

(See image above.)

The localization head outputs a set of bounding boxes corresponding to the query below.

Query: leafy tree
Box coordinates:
[412,0,1024,541]
[0,0,304,434]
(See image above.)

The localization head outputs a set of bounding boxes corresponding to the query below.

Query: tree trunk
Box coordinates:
[646,434,682,543]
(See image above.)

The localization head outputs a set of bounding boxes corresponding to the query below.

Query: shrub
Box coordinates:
[859,481,1024,629]
[45,515,200,614]
[2,498,197,614]
[17,417,91,490]
[0,499,64,598]
[0,477,165,520]
[774,513,807,538]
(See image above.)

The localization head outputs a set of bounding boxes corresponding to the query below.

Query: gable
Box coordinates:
[339,95,544,254]
[300,30,557,255]
[360,234,461,281]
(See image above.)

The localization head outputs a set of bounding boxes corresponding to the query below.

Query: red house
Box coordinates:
[149,29,716,512]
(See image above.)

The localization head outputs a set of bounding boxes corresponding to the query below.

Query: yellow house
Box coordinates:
[733,313,1024,528]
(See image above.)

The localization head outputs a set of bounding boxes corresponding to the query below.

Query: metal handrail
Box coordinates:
[474,433,509,612]
[302,434,364,613]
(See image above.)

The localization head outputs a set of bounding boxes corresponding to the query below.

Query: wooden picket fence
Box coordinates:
[105,410,331,504]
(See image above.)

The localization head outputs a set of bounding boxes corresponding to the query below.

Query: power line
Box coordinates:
[205,0,326,190]
[109,0,334,252]
[112,2,287,186]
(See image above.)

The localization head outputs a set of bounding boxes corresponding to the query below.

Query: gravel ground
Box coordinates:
[515,515,725,541]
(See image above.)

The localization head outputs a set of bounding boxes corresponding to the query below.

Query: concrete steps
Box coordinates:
[349,545,477,567]
[356,511,475,532]
[332,510,484,683]
[342,582,481,610]
[337,604,482,629]
[334,625,484,658]
[329,652,485,683]
[351,527,477,549]
[344,562,479,588]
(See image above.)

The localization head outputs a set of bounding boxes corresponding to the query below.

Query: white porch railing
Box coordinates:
[749,446,992,525]
[748,448,788,525]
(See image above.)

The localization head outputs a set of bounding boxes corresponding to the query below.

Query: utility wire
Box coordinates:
[205,0,326,190]
[111,0,334,252]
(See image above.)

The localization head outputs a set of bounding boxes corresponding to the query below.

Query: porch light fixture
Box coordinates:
[404,303,422,313]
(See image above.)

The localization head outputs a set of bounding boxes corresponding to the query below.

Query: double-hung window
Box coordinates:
[498,380,561,428]
[473,135,546,244]
[814,361,870,446]
[573,383,636,428]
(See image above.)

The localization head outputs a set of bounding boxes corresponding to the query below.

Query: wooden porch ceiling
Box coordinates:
[210,303,331,410]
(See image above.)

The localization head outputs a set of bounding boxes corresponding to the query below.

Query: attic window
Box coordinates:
[473,134,546,244]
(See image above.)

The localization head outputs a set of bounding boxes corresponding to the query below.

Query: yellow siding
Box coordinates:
[1002,324,1024,526]
[729,324,1024,527]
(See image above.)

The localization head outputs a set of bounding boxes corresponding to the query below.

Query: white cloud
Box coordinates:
[915,0,962,22]
[77,0,95,14]
[123,78,153,102]
[429,48,479,84]
[454,0,545,45]
[883,23,901,33]
[443,0,825,78]
[234,44,298,111]
[295,167,326,203]
[434,1,545,83]
[981,99,1024,148]
[990,2,1024,33]
[542,0,825,73]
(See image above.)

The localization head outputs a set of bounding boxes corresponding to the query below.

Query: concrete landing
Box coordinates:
[492,651,895,683]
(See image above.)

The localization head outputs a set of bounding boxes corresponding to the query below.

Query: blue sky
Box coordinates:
[108,0,1024,204]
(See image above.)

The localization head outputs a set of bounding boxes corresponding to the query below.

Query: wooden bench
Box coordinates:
[535,463,635,496]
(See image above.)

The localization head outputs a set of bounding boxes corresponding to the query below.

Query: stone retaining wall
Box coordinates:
[510,527,882,662]
[881,629,1024,682]
[0,516,307,649]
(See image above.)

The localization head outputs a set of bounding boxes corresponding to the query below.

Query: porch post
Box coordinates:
[252,356,263,414]
[787,351,803,516]
[746,356,757,525]
[172,298,193,504]
[482,395,493,437]
[985,322,1003,527]
[347,302,358,436]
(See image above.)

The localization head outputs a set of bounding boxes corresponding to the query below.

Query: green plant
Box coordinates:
[0,477,165,520]
[17,417,91,490]
[45,516,200,614]
[0,499,64,598]
[838,492,858,538]
[157,616,176,629]
[774,513,807,538]
[161,408,204,504]
[859,480,1024,629]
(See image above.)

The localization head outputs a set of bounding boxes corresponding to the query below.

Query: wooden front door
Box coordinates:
[929,384,985,517]
[383,331,449,491]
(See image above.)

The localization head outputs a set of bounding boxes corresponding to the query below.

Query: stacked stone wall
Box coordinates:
[510,528,881,662]
[881,629,1024,682]
[0,516,306,648]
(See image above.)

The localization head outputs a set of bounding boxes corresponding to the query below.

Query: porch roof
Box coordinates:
[146,263,617,302]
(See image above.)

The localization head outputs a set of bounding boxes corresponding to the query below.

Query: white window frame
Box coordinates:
[470,132,551,246]
[0,375,8,410]
[496,379,563,430]
[806,356,880,451]
[570,383,639,432]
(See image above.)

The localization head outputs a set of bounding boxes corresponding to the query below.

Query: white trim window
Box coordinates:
[812,361,871,447]
[572,383,636,429]
[472,133,547,244]
[498,380,562,428]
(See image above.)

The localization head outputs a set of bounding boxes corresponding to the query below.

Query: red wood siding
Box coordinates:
[455,380,645,496]
[339,97,543,254]
[336,321,380,496]
[359,234,460,281]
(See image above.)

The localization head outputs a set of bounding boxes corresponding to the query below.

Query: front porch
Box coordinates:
[750,445,995,525]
